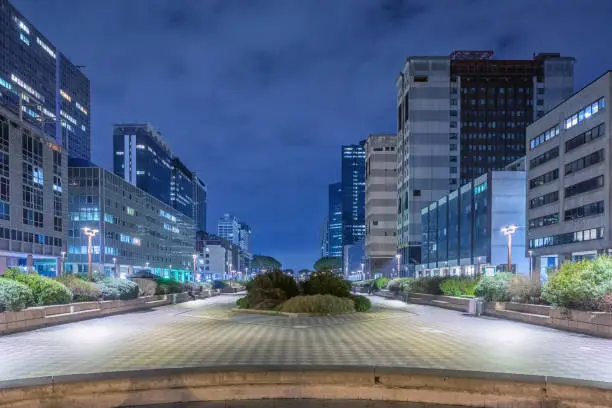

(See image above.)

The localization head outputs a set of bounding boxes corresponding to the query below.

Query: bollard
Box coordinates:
[171,293,177,304]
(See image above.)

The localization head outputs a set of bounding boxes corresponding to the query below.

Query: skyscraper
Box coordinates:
[238,222,251,253]
[396,51,574,275]
[326,182,343,257]
[170,157,194,219]
[217,214,240,245]
[113,123,173,206]
[193,176,207,232]
[0,0,91,160]
[341,142,366,248]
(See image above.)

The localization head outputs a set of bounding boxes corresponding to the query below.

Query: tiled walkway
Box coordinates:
[1,295,611,382]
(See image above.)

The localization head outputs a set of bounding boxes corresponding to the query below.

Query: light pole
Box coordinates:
[192,254,197,283]
[113,257,118,278]
[528,250,533,280]
[395,254,401,278]
[60,250,66,277]
[360,263,364,281]
[501,224,518,273]
[82,227,99,281]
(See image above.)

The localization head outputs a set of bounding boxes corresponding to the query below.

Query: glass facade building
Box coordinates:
[193,176,207,232]
[326,182,343,257]
[170,157,194,219]
[417,170,528,276]
[0,106,68,275]
[341,141,366,246]
[0,0,91,160]
[66,164,195,281]
[217,213,240,245]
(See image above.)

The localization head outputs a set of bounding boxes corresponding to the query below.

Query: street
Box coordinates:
[0,295,611,382]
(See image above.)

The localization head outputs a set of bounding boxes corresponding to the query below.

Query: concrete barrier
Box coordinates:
[0,293,196,335]
[0,366,610,408]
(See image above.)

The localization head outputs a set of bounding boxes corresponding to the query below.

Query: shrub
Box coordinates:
[542,256,612,310]
[212,280,226,290]
[439,277,478,297]
[406,277,444,295]
[57,275,101,302]
[0,278,34,312]
[236,296,249,309]
[246,270,299,309]
[199,282,212,291]
[4,269,72,306]
[474,273,513,301]
[373,277,391,290]
[508,275,544,304]
[387,278,413,294]
[278,295,355,314]
[130,278,158,296]
[349,294,372,312]
[302,271,350,298]
[99,278,139,300]
[97,282,120,300]
[154,278,182,294]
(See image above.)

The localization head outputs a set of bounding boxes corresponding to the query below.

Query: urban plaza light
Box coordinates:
[501,224,518,273]
[82,227,99,281]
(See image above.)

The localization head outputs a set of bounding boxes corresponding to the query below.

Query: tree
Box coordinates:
[298,269,311,275]
[313,256,341,272]
[251,255,282,272]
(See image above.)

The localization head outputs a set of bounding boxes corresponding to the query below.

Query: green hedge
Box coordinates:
[302,271,350,298]
[387,278,413,294]
[0,278,34,312]
[349,294,372,312]
[474,273,513,301]
[4,269,72,306]
[278,295,355,314]
[439,276,478,297]
[246,270,299,310]
[236,296,249,309]
[99,278,139,300]
[57,275,101,302]
[406,277,444,295]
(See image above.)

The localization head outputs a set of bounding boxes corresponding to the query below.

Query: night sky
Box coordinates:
[13,0,612,271]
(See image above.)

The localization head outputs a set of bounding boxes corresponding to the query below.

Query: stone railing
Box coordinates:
[0,365,610,408]
[486,301,612,339]
[0,291,210,335]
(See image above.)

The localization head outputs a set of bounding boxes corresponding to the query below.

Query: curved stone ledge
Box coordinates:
[0,365,611,408]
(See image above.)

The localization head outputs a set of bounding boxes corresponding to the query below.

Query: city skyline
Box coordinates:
[12,0,612,270]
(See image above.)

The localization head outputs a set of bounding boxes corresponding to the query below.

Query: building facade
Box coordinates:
[341,142,366,247]
[397,51,574,275]
[0,106,67,275]
[217,213,240,245]
[66,164,195,281]
[320,217,329,257]
[364,134,398,277]
[0,0,91,160]
[196,232,231,280]
[525,71,610,281]
[170,157,194,219]
[416,170,528,277]
[193,176,207,232]
[326,182,343,257]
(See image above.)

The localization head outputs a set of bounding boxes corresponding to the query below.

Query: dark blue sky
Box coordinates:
[14,0,612,271]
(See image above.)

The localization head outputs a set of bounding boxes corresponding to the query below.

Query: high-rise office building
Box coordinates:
[341,142,366,247]
[170,157,194,219]
[0,0,91,160]
[0,106,68,275]
[364,134,398,277]
[217,214,240,245]
[193,176,207,232]
[320,217,329,257]
[396,51,574,275]
[526,71,610,281]
[327,182,343,257]
[238,222,251,253]
[113,123,173,206]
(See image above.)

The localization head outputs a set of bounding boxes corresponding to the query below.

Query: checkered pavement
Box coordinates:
[0,295,611,382]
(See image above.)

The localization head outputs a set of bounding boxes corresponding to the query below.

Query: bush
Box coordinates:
[4,269,72,306]
[474,273,513,301]
[212,280,226,290]
[349,294,372,312]
[302,271,350,298]
[57,275,101,302]
[372,277,391,290]
[0,278,34,312]
[542,256,612,310]
[236,296,249,309]
[199,282,212,291]
[405,277,444,295]
[508,275,544,304]
[154,278,182,295]
[278,295,355,314]
[246,270,299,309]
[439,277,478,297]
[99,278,139,300]
[130,278,158,296]
[387,278,413,294]
[96,282,120,300]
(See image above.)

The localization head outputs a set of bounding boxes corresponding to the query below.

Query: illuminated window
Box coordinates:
[565,97,605,130]
[19,33,30,46]
[126,206,134,216]
[36,37,56,58]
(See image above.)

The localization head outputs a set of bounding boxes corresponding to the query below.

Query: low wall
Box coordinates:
[0,291,203,335]
[486,301,612,339]
[407,293,471,312]
[0,366,610,408]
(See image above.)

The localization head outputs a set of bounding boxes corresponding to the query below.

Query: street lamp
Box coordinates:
[528,250,533,280]
[113,257,118,278]
[82,227,99,281]
[360,263,365,281]
[395,254,401,278]
[60,250,66,277]
[192,254,197,282]
[501,224,518,274]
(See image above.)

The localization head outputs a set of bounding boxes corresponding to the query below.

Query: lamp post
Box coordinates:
[113,257,118,278]
[501,224,518,273]
[60,251,66,277]
[192,254,197,283]
[82,227,99,281]
[528,250,533,280]
[395,254,401,278]
[360,263,364,281]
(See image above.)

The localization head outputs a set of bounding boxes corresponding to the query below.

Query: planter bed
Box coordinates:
[406,293,470,312]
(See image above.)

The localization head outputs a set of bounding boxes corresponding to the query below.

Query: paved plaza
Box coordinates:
[1,295,611,382]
